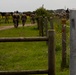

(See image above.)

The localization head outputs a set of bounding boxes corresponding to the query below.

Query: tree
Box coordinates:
[35,7,50,17]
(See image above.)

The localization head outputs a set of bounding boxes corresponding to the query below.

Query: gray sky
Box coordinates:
[0,0,75,12]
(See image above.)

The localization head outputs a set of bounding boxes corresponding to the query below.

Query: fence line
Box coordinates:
[0,30,55,75]
[37,16,68,69]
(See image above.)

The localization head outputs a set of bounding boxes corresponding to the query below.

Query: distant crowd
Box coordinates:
[0,11,36,28]
[0,9,70,28]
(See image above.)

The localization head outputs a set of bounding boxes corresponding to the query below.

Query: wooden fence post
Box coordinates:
[48,30,55,75]
[39,16,44,36]
[50,17,54,29]
[61,17,67,69]
[43,17,48,36]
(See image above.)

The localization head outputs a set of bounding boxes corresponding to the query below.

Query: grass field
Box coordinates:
[0,16,31,26]
[0,19,69,75]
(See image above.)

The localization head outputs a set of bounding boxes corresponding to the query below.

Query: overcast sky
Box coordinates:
[0,0,75,12]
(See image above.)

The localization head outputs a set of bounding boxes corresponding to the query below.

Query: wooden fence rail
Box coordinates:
[0,37,48,42]
[0,70,48,75]
[0,30,55,75]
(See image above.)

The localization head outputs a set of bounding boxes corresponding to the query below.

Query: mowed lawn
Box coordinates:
[0,25,69,75]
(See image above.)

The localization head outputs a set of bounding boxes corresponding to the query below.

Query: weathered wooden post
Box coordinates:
[48,30,55,75]
[36,16,39,29]
[50,17,54,29]
[43,17,48,36]
[61,16,67,69]
[70,10,76,75]
[38,16,41,36]
[39,16,44,36]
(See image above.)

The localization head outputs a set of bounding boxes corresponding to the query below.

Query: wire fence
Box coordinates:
[37,16,70,69]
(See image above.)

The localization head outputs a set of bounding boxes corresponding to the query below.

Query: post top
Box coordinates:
[61,18,66,24]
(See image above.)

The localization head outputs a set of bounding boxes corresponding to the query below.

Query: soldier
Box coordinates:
[5,13,9,23]
[12,11,20,28]
[66,8,69,20]
[30,14,35,24]
[21,13,27,26]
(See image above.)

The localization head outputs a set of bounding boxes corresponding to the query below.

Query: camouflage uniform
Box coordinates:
[21,13,27,26]
[5,13,9,23]
[30,14,35,24]
[13,12,20,28]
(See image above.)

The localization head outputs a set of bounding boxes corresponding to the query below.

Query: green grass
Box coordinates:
[0,22,69,74]
[0,26,48,70]
[0,42,48,70]
[0,26,38,37]
[0,16,32,26]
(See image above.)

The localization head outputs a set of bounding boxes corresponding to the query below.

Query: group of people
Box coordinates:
[13,11,27,28]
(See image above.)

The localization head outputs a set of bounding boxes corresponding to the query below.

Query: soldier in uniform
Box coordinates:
[21,13,27,27]
[12,11,20,28]
[30,14,35,24]
[66,8,69,20]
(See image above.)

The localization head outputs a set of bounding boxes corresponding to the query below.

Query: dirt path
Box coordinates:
[0,24,36,30]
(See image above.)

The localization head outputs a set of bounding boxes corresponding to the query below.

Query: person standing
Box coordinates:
[13,11,20,28]
[21,13,27,27]
[30,14,35,24]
